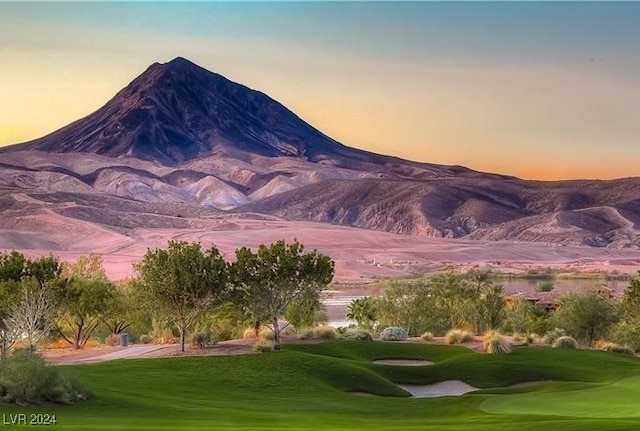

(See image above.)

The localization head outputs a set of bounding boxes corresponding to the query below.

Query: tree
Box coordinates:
[613,272,640,349]
[56,277,117,349]
[466,271,505,333]
[429,272,475,330]
[231,240,334,350]
[0,252,64,355]
[133,241,229,352]
[620,272,640,319]
[62,253,107,281]
[553,289,619,346]
[0,251,27,283]
[102,282,132,336]
[346,296,378,331]
[6,277,59,351]
[284,289,325,330]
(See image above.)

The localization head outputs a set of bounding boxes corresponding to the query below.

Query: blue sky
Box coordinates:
[1,2,639,179]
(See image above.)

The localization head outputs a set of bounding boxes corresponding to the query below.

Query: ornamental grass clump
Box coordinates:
[191,332,214,349]
[543,328,566,345]
[312,325,338,340]
[296,326,338,340]
[483,331,512,354]
[420,331,434,341]
[552,335,578,349]
[601,342,635,356]
[445,329,474,344]
[253,340,275,353]
[343,329,373,341]
[380,327,408,341]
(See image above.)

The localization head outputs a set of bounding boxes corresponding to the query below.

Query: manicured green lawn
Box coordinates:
[5,341,640,430]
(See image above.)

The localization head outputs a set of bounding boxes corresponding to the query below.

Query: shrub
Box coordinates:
[445,329,474,344]
[297,328,315,340]
[138,334,153,344]
[460,331,475,342]
[535,280,555,292]
[258,328,275,341]
[552,336,578,349]
[483,331,512,354]
[105,333,120,346]
[191,332,214,349]
[312,325,338,340]
[253,340,275,353]
[343,329,373,341]
[44,338,73,350]
[153,329,177,344]
[420,331,434,341]
[295,326,338,340]
[242,327,258,339]
[601,343,635,356]
[380,327,408,341]
[542,328,566,345]
[0,350,89,404]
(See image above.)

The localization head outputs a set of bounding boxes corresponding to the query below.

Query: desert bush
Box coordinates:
[380,326,408,341]
[343,329,373,341]
[483,331,512,354]
[138,334,153,344]
[313,325,338,340]
[258,328,275,341]
[552,335,578,349]
[252,340,275,353]
[295,326,338,341]
[297,328,315,340]
[190,332,214,349]
[601,343,635,356]
[242,327,258,339]
[105,333,120,346]
[44,337,73,350]
[420,331,434,341]
[445,329,474,344]
[153,328,177,344]
[535,280,555,292]
[542,328,566,345]
[0,350,89,404]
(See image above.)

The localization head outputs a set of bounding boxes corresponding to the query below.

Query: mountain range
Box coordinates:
[1,56,639,252]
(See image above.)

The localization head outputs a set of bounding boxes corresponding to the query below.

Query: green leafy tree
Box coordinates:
[553,289,619,346]
[284,289,325,330]
[429,272,475,330]
[56,277,117,349]
[376,280,445,336]
[133,241,229,352]
[467,271,505,333]
[346,296,378,331]
[613,272,640,349]
[0,251,27,283]
[231,240,334,350]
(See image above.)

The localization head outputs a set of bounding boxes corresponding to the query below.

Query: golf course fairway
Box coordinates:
[4,341,640,430]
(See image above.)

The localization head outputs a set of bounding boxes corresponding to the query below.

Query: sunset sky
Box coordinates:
[1,2,639,180]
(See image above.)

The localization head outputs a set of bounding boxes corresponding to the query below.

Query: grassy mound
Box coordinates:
[4,341,640,430]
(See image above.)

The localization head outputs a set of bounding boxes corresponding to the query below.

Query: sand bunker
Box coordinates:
[373,359,434,366]
[399,381,478,398]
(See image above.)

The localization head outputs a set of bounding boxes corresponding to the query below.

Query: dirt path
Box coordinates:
[46,339,256,365]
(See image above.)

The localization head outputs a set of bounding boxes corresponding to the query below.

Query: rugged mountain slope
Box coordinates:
[235,177,640,247]
[1,57,639,249]
[0,57,488,179]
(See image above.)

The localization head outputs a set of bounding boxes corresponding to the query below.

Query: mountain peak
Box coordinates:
[0,58,454,175]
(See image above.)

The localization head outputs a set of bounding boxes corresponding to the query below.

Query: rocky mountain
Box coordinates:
[1,57,639,249]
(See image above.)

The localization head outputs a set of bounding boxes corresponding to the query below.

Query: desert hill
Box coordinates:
[1,56,639,266]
